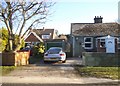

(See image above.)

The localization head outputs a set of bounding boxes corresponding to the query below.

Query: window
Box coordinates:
[118,37,120,49]
[42,35,50,39]
[84,37,93,49]
[100,39,105,48]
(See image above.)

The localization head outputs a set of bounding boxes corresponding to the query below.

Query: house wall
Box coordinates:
[52,30,58,39]
[74,37,81,57]
[72,35,120,57]
[73,36,97,57]
[25,33,40,42]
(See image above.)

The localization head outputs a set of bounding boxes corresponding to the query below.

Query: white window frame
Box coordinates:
[118,37,120,49]
[42,35,50,39]
[84,37,93,49]
[100,39,106,48]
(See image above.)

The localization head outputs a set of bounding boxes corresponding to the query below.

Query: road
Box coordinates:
[2,57,119,86]
[2,82,120,86]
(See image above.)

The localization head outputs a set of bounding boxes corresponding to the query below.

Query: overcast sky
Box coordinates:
[43,0,119,34]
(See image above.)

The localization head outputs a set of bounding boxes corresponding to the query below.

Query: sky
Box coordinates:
[0,0,119,35]
[42,0,120,34]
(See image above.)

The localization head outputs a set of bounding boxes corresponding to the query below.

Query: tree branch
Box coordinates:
[6,2,13,34]
[0,0,55,51]
[21,16,46,38]
[25,2,38,11]
[25,2,43,21]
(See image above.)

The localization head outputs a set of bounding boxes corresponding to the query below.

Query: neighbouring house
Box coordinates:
[24,27,59,47]
[24,28,69,52]
[71,16,120,57]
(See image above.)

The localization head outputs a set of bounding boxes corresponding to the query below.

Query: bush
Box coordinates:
[32,46,38,56]
[0,28,8,52]
[32,43,45,56]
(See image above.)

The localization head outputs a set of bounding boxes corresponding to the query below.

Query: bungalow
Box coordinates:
[71,16,120,57]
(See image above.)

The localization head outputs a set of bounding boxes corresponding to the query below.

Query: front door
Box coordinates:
[106,38,115,53]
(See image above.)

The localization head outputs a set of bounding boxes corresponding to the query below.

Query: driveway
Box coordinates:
[2,57,119,85]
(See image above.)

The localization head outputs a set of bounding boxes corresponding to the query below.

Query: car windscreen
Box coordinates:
[48,48,61,54]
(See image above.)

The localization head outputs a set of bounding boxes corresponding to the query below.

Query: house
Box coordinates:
[24,27,58,47]
[24,28,69,51]
[71,16,120,57]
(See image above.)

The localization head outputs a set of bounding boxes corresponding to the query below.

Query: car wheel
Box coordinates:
[44,61,47,63]
[62,60,66,63]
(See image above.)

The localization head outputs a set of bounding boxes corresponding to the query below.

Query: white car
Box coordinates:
[44,47,66,63]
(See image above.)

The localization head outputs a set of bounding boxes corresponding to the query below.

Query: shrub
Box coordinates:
[32,43,45,56]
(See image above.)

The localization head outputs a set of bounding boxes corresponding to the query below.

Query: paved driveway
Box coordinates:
[2,57,119,85]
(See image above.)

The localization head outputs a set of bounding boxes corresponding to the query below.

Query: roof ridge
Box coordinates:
[71,22,118,24]
[32,28,54,30]
[30,32,43,42]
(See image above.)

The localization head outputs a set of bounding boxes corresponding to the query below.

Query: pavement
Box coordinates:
[2,76,119,84]
[1,57,120,85]
[2,82,120,86]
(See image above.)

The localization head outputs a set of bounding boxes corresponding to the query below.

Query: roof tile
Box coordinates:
[71,23,120,36]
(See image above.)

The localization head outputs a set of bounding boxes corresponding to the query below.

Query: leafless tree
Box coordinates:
[0,0,55,51]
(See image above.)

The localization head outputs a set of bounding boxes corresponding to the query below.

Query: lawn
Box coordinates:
[75,66,120,80]
[0,66,16,76]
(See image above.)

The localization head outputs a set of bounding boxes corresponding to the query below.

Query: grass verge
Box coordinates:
[75,66,120,80]
[0,66,16,76]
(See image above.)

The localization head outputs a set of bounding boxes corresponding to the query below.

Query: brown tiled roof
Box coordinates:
[56,34,67,40]
[71,23,120,36]
[32,29,54,35]
[32,29,55,39]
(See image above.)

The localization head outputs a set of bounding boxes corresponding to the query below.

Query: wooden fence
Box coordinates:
[2,51,30,66]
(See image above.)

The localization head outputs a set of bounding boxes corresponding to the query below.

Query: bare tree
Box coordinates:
[0,0,54,51]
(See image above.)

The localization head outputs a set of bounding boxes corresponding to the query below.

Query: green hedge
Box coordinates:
[82,52,120,67]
